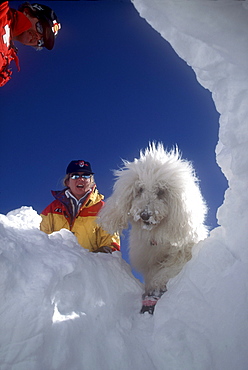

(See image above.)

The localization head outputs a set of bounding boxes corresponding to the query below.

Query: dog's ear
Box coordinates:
[166,184,208,245]
[98,196,128,234]
[98,168,134,234]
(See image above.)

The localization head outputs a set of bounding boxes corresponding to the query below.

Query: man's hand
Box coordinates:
[92,246,113,254]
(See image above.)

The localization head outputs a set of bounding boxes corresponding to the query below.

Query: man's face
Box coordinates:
[14,11,43,47]
[67,173,93,200]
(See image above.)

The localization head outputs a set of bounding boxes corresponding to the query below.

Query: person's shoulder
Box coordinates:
[0,1,8,6]
[0,1,10,14]
[0,0,10,12]
[41,198,64,215]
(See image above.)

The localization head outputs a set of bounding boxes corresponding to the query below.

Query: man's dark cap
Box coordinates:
[66,160,94,175]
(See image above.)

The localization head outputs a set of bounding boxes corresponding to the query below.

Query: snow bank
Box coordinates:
[0,207,146,370]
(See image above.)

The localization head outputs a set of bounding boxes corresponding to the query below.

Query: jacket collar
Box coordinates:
[51,185,103,209]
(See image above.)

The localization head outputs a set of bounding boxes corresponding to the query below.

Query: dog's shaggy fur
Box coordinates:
[99,143,208,295]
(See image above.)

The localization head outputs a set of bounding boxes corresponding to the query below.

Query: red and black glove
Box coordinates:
[92,246,113,254]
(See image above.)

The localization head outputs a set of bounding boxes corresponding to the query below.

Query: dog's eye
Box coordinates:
[157,189,165,199]
[136,187,143,196]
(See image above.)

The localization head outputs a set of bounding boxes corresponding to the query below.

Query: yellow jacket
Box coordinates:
[40,186,120,252]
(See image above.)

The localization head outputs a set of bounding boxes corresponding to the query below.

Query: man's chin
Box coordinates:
[14,32,34,46]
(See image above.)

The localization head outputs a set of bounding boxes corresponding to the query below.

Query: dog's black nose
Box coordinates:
[140,210,150,221]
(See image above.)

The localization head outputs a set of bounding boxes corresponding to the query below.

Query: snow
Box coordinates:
[1,1,248,369]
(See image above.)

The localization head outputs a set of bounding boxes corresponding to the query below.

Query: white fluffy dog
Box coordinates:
[98,143,208,313]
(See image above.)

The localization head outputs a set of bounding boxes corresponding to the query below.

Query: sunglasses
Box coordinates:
[36,21,44,47]
[70,173,92,180]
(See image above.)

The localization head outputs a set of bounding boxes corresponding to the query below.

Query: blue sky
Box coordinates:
[1,0,227,279]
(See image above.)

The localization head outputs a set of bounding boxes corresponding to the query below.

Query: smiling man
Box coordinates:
[40,160,120,254]
[0,1,61,87]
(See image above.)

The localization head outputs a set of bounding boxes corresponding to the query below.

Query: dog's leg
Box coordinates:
[140,288,167,315]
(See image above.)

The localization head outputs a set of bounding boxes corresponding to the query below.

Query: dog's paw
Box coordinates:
[140,288,167,315]
[140,297,158,315]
